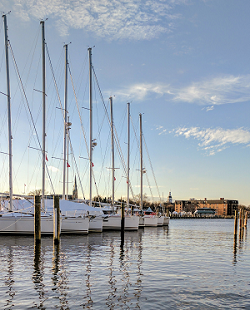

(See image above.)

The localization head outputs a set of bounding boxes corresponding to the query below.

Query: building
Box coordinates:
[175,198,238,216]
[175,199,198,214]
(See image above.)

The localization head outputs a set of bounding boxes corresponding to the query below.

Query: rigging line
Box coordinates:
[92,67,136,202]
[68,63,102,204]
[24,25,40,87]
[68,135,85,199]
[68,64,89,159]
[9,41,55,195]
[97,129,111,191]
[143,135,161,202]
[145,169,154,202]
[45,43,64,118]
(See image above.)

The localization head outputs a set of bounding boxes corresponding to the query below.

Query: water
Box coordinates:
[0,219,249,309]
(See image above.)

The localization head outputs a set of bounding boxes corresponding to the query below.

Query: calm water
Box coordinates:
[0,219,249,309]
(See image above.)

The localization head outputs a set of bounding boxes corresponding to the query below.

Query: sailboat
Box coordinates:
[138,113,158,227]
[0,17,54,235]
[102,99,139,231]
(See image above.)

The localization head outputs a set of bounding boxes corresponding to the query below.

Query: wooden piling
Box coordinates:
[244,211,248,228]
[53,195,60,245]
[234,209,238,238]
[34,195,41,243]
[121,202,125,245]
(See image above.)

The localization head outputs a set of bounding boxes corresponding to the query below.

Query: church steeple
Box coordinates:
[72,175,78,200]
[168,191,172,203]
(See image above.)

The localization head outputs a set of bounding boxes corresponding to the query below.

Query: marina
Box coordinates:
[0,219,249,309]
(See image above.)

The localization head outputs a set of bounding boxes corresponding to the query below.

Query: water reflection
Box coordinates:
[82,242,93,308]
[135,231,143,309]
[57,244,69,308]
[5,247,15,309]
[33,241,46,308]
[106,238,117,309]
[0,220,249,309]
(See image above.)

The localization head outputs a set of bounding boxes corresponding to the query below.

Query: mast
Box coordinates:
[88,48,93,206]
[110,97,114,206]
[62,44,68,200]
[40,20,46,209]
[66,116,70,200]
[3,14,13,211]
[139,113,143,210]
[127,103,130,210]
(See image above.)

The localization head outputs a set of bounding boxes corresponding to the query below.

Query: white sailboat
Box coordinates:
[102,99,139,231]
[57,44,90,234]
[0,17,54,235]
[137,113,159,227]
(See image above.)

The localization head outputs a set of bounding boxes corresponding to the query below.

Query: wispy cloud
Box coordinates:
[9,0,188,39]
[174,75,250,105]
[111,74,250,104]
[110,83,172,101]
[173,127,250,155]
[48,165,60,172]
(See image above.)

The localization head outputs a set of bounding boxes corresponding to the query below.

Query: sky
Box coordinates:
[0,0,250,205]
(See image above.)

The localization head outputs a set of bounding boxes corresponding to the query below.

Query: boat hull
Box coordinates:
[157,216,164,226]
[89,216,103,232]
[103,215,139,230]
[143,215,158,227]
[61,217,89,234]
[0,215,54,235]
[163,216,170,226]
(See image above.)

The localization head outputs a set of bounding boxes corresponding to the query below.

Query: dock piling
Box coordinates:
[121,202,125,246]
[244,211,248,228]
[34,195,41,243]
[53,195,60,245]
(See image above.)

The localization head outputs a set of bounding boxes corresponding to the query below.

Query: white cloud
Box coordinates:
[173,127,250,155]
[111,83,172,101]
[9,0,188,40]
[174,75,250,105]
[111,74,250,104]
[48,165,60,172]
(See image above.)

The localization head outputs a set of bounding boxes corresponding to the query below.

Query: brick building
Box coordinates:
[175,198,238,216]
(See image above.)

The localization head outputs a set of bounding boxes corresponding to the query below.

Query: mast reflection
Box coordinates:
[5,247,15,309]
[106,237,117,309]
[33,241,45,308]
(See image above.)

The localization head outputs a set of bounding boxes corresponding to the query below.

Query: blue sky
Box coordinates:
[0,0,250,205]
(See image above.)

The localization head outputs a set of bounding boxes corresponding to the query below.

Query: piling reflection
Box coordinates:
[5,247,15,309]
[119,240,130,309]
[56,244,69,308]
[33,241,45,308]
[52,243,60,288]
[135,231,143,309]
[83,243,93,308]
[106,238,117,309]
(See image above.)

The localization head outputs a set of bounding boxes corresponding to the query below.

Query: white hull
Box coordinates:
[103,215,139,230]
[163,216,170,226]
[157,216,164,226]
[61,217,89,234]
[0,215,54,235]
[143,215,158,227]
[139,217,144,227]
[89,216,103,232]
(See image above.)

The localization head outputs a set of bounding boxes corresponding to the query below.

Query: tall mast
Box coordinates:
[127,103,130,210]
[88,48,93,206]
[110,97,114,206]
[3,14,13,211]
[139,113,143,210]
[40,20,46,209]
[62,44,68,200]
[66,116,70,200]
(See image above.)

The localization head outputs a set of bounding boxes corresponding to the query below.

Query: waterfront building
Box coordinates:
[175,198,238,216]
